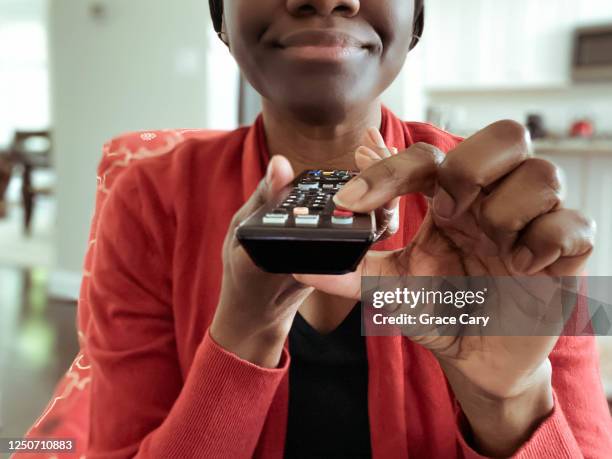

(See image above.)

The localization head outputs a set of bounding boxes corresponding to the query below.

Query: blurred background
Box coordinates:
[1,0,611,447]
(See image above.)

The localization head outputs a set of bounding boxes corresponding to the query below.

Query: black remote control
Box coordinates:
[236,170,377,274]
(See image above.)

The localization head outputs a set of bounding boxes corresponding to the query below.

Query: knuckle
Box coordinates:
[410,142,445,164]
[525,158,563,193]
[568,211,598,254]
[377,159,402,184]
[571,210,597,236]
[439,155,478,186]
[491,119,530,148]
[545,191,563,211]
[480,199,525,233]
[583,233,596,253]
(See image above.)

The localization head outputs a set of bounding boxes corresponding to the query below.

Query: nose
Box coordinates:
[286,0,360,18]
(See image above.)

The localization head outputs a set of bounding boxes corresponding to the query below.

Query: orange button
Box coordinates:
[293,207,309,216]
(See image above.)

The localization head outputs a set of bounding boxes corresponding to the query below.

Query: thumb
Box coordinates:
[234,155,295,225]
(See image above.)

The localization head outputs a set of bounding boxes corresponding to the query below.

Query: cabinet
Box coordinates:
[422,0,612,91]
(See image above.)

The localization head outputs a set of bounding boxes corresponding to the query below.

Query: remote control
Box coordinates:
[236,170,377,274]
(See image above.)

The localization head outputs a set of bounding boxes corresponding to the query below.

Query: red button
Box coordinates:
[333,209,354,218]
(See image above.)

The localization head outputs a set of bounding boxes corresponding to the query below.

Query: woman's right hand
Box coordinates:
[210,155,314,368]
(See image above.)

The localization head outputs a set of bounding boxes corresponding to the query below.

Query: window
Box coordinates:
[0,15,49,146]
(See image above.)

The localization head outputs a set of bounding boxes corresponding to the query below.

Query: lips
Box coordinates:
[274,29,372,61]
[279,29,368,49]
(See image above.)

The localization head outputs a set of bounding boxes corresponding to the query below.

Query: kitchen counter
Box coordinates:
[534,138,612,156]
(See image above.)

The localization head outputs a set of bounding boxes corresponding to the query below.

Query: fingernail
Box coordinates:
[265,159,275,186]
[334,178,369,208]
[368,127,387,149]
[512,246,534,273]
[433,187,456,219]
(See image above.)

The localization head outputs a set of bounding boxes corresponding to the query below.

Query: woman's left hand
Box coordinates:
[296,120,596,457]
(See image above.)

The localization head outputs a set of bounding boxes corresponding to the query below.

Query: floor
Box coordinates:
[0,269,79,458]
[0,189,77,459]
[0,175,54,270]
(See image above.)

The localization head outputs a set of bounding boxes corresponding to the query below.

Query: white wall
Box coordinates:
[49,0,212,297]
[381,41,427,122]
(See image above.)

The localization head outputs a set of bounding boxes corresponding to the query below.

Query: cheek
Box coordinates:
[223,0,275,48]
[223,0,274,85]
[372,0,415,56]
[363,0,415,86]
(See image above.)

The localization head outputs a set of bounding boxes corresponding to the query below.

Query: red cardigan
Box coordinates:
[20,108,612,458]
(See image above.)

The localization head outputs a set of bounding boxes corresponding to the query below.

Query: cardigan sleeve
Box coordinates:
[456,335,612,458]
[86,164,288,459]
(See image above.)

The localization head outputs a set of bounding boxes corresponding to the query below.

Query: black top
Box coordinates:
[284,303,372,459]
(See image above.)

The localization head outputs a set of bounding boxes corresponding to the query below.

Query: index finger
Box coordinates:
[334,142,443,212]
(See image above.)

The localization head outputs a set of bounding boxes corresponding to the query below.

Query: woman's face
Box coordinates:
[222,0,417,124]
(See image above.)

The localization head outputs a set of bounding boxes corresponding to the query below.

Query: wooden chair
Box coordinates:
[0,155,12,218]
[6,130,53,235]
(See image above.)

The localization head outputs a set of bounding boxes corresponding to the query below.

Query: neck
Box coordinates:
[261,100,383,174]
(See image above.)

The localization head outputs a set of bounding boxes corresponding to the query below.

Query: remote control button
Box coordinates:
[263,214,289,225]
[298,182,320,191]
[308,170,322,176]
[332,215,354,225]
[333,209,354,218]
[295,215,320,226]
[293,207,309,216]
[322,171,334,176]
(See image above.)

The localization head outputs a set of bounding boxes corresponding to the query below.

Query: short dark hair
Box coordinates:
[209,0,426,49]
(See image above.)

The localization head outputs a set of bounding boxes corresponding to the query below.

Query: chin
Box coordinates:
[289,101,351,126]
[275,88,369,126]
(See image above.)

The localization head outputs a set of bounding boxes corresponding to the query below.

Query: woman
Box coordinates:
[22,1,612,458]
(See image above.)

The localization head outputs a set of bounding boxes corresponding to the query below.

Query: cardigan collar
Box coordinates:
[241,106,418,459]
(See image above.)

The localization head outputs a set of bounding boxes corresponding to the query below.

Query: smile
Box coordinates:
[275,29,372,62]
[279,44,368,61]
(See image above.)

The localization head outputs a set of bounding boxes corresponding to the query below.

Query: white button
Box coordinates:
[332,216,354,225]
[263,214,289,225]
[298,183,320,191]
[295,215,320,226]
